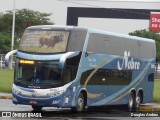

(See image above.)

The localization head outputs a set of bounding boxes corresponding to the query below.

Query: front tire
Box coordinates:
[32,105,43,111]
[71,93,85,112]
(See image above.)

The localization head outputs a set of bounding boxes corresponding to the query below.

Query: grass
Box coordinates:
[0,69,14,93]
[0,69,160,102]
[153,80,160,102]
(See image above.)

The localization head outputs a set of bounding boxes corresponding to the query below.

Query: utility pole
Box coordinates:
[10,0,16,69]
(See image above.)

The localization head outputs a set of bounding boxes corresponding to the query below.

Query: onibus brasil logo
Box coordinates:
[117,51,140,70]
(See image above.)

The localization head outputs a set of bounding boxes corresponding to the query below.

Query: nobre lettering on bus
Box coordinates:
[117,51,140,70]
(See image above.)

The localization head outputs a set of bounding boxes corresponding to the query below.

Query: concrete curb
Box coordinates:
[0,96,12,99]
[139,104,160,112]
[0,93,12,99]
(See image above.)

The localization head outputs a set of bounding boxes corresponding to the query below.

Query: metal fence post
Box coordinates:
[0,54,2,69]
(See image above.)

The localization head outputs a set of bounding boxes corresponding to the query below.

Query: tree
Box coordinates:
[0,9,53,53]
[129,29,160,61]
[0,32,11,53]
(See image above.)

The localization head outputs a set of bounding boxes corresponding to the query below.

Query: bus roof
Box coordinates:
[26,25,155,43]
[87,28,155,43]
[26,25,79,30]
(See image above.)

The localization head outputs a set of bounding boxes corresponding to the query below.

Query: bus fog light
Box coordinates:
[12,87,21,95]
[13,96,18,102]
[65,97,69,103]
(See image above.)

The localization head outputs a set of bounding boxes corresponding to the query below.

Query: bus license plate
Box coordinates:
[29,100,37,104]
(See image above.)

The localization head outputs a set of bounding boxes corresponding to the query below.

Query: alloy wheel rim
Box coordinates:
[77,98,84,111]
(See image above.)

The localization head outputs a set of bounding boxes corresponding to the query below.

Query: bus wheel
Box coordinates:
[128,92,135,111]
[32,105,42,111]
[72,93,85,112]
[135,92,142,109]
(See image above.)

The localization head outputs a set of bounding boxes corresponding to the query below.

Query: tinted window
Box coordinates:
[63,53,81,84]
[80,69,132,85]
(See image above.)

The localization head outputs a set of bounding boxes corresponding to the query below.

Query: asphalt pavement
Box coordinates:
[0,92,160,111]
[0,98,160,120]
[0,94,160,119]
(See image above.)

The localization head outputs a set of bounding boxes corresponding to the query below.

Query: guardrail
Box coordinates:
[0,54,15,69]
[0,54,5,69]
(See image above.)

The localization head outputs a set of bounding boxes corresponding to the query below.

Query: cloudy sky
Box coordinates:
[0,0,56,22]
[0,0,160,34]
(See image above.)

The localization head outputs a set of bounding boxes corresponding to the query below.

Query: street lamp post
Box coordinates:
[10,0,16,69]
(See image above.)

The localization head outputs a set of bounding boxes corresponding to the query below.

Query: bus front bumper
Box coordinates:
[12,93,71,108]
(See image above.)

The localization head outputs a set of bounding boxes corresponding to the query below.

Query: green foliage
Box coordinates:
[0,33,11,53]
[0,9,53,53]
[129,29,160,61]
[14,9,53,39]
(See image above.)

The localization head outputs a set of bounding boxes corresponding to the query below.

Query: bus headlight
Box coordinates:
[47,90,64,97]
[12,86,22,95]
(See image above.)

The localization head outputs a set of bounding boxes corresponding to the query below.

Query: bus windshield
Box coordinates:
[14,59,62,89]
[19,29,70,53]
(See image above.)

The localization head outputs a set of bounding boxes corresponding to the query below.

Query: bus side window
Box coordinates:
[64,67,72,84]
[63,52,81,84]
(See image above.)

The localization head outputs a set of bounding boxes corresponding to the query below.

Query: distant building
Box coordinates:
[53,0,160,34]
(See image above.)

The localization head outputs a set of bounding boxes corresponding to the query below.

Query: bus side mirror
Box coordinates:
[5,50,17,68]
